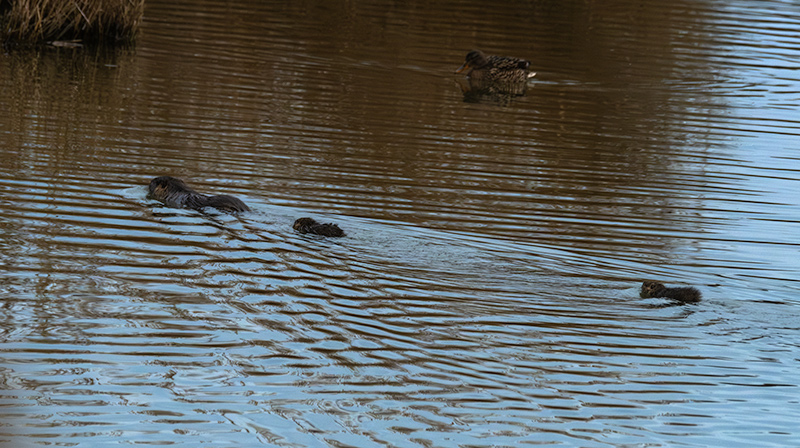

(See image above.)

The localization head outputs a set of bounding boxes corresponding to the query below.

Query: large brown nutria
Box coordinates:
[640,281,701,303]
[148,176,250,213]
[293,217,345,237]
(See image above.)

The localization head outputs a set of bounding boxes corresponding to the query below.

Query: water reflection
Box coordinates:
[455,77,531,105]
[1,0,800,446]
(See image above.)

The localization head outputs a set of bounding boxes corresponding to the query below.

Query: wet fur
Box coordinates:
[640,281,701,303]
[293,217,345,237]
[148,176,250,213]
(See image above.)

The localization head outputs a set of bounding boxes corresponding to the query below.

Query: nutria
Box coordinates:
[148,176,250,213]
[640,281,701,303]
[293,217,345,237]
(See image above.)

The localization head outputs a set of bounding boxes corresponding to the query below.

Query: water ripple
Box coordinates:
[2,0,800,446]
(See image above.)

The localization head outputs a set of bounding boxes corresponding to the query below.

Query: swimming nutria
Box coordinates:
[148,176,250,213]
[640,281,701,303]
[455,50,535,82]
[293,217,345,237]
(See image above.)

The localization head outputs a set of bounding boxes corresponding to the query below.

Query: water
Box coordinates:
[1,0,799,446]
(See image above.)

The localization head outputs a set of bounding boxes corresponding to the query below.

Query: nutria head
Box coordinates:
[293,217,318,231]
[149,176,191,197]
[148,176,192,203]
[640,281,667,298]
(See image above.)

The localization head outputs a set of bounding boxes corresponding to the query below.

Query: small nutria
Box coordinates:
[293,217,345,237]
[148,176,250,213]
[640,281,702,303]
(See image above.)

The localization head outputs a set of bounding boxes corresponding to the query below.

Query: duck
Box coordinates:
[455,50,535,83]
[640,281,702,303]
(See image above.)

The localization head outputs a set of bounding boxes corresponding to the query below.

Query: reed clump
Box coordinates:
[1,0,144,45]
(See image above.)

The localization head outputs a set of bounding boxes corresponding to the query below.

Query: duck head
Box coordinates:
[455,50,490,74]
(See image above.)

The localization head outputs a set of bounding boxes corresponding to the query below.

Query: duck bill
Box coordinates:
[454,62,470,74]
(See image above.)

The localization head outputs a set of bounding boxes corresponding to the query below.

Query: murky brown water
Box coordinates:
[2,0,800,446]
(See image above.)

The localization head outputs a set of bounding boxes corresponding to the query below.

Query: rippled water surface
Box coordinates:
[2,0,800,446]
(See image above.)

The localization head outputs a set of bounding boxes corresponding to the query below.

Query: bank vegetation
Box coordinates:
[1,0,144,46]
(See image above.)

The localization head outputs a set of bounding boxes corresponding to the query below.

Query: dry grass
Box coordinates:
[2,0,144,44]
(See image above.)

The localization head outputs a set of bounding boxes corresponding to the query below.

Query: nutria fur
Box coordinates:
[148,176,250,213]
[640,281,701,303]
[293,217,345,237]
